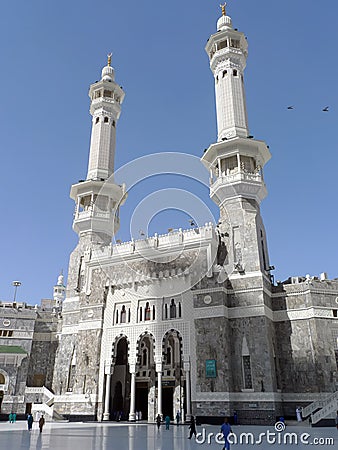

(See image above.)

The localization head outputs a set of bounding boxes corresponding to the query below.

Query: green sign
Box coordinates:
[205,359,217,378]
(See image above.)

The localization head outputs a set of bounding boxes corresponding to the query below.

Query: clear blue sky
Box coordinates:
[0,0,337,303]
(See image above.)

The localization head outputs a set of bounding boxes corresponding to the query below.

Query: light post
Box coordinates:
[12,281,21,302]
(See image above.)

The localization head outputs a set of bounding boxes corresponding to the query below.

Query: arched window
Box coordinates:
[233,69,238,76]
[116,338,128,365]
[104,116,109,123]
[0,373,5,384]
[139,307,143,322]
[112,120,116,127]
[145,302,151,321]
[164,304,168,319]
[115,310,119,324]
[222,70,227,77]
[121,305,126,323]
[166,347,171,365]
[178,303,182,318]
[170,299,176,319]
[95,117,99,124]
[128,308,131,323]
[152,305,155,320]
[142,349,148,366]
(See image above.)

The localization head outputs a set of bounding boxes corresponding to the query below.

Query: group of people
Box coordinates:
[26,413,45,433]
[8,413,17,423]
[155,413,197,437]
[155,413,232,449]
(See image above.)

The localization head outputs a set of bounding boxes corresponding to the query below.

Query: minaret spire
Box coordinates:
[201,8,272,275]
[69,56,127,244]
[205,4,248,140]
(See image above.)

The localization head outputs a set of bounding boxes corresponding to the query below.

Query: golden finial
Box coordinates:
[107,52,112,67]
[220,2,227,16]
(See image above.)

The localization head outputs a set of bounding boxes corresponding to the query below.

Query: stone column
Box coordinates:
[103,361,113,421]
[103,374,111,420]
[184,362,191,422]
[156,362,163,418]
[129,365,136,422]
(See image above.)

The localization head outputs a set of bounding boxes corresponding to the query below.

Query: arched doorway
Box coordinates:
[162,330,184,420]
[110,337,130,420]
[135,333,155,421]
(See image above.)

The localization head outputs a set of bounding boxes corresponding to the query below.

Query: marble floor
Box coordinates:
[0,422,336,450]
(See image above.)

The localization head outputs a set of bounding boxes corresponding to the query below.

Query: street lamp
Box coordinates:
[12,281,21,302]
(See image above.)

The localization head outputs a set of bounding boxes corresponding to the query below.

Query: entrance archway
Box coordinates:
[110,337,130,420]
[135,332,156,421]
[162,330,184,420]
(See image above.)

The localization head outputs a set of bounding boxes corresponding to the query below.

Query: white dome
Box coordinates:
[217,15,233,31]
[101,65,114,82]
[57,272,64,286]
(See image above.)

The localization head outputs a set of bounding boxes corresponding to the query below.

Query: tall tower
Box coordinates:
[70,54,127,246]
[52,58,127,411]
[53,271,65,311]
[202,4,271,275]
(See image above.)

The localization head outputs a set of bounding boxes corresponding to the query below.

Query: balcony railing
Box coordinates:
[211,171,262,187]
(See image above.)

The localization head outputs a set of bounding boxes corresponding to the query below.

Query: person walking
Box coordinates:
[165,415,170,430]
[27,413,34,431]
[39,415,45,433]
[296,406,302,422]
[13,412,16,423]
[156,414,161,431]
[188,416,197,439]
[9,413,13,423]
[221,417,233,450]
[176,411,180,425]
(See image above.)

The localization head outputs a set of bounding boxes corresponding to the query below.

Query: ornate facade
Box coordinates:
[1,7,337,424]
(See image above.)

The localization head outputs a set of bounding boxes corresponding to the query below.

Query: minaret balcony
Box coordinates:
[210,170,267,205]
[211,170,262,186]
[73,207,120,236]
[74,208,112,221]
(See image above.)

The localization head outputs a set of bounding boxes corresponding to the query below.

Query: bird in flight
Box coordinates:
[287,106,294,110]
[322,106,329,112]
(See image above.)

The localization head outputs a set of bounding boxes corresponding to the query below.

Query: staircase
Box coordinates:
[25,386,66,422]
[302,393,332,417]
[311,392,338,424]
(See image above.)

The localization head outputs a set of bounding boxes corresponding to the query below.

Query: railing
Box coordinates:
[211,171,262,188]
[31,402,54,419]
[311,392,338,424]
[302,392,334,417]
[75,209,111,220]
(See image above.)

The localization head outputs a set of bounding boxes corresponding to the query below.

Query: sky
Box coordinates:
[0,0,337,303]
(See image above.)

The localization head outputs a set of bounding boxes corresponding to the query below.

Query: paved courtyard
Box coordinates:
[0,422,336,450]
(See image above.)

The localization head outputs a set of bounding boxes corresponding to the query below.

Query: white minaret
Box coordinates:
[202,5,272,275]
[70,55,127,244]
[206,3,249,141]
[53,271,66,310]
[86,54,124,180]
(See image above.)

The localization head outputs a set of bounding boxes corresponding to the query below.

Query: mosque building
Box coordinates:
[1,5,337,424]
